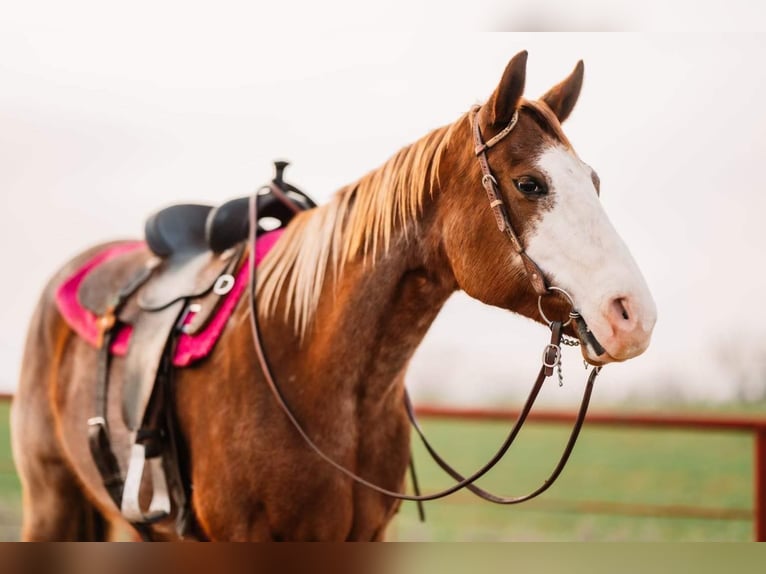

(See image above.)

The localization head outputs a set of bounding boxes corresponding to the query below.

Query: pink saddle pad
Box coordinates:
[55,230,283,367]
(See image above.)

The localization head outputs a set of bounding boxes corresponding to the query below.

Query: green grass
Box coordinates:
[0,402,22,541]
[0,400,759,541]
[391,419,754,541]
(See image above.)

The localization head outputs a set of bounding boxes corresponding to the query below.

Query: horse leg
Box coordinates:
[11,281,110,541]
[12,368,110,541]
[14,451,108,541]
[12,404,109,542]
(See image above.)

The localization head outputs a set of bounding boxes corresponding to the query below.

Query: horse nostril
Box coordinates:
[610,297,631,325]
[619,299,629,321]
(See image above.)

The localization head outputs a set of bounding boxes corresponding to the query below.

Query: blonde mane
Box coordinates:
[256,118,463,337]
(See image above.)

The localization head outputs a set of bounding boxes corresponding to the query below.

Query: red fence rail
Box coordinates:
[2,393,764,540]
[414,405,766,541]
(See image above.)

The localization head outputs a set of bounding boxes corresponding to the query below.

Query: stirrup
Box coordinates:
[121,443,171,524]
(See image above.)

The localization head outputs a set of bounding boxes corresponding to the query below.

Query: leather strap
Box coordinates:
[470,106,549,296]
[404,366,598,505]
[88,264,156,508]
[408,452,426,522]
[88,332,125,508]
[470,106,606,356]
[87,262,188,539]
[122,301,186,430]
[267,182,303,215]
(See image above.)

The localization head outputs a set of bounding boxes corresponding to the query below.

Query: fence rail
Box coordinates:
[2,393,765,540]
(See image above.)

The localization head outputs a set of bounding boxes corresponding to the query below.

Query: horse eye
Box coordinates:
[514,177,546,196]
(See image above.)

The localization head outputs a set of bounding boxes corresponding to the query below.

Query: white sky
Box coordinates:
[2,6,766,406]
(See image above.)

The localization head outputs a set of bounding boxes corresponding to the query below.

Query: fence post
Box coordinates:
[755,429,766,541]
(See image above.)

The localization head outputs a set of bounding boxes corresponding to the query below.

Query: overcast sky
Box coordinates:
[2,7,765,406]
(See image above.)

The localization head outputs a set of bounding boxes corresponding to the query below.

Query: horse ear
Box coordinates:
[540,60,584,123]
[486,51,528,126]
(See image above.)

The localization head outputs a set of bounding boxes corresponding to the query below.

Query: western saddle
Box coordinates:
[84,162,314,539]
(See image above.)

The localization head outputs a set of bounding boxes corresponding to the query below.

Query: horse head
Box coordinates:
[437,51,656,365]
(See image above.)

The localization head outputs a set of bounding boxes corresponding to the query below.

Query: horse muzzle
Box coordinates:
[579,293,657,364]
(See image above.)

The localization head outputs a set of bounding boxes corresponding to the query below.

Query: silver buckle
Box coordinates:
[542,344,561,369]
[180,303,202,334]
[481,174,498,189]
[213,274,235,295]
[87,416,106,429]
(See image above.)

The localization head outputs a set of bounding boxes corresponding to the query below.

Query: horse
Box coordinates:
[10,51,656,541]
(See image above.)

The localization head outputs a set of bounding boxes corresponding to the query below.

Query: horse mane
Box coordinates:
[256,117,464,337]
[254,100,570,337]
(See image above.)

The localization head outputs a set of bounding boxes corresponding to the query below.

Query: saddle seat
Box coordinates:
[144,160,315,258]
[143,204,212,258]
[78,162,313,341]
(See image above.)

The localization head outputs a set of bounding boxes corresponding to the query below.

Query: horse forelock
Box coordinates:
[519,99,571,149]
[255,117,464,337]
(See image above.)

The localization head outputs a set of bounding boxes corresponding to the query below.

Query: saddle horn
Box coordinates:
[206,160,317,253]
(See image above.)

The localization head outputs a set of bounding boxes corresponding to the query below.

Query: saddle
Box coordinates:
[82,161,315,538]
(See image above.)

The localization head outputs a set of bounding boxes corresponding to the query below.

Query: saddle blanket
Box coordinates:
[55,230,283,367]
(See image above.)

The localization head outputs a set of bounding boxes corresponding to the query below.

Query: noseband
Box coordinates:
[245,105,603,512]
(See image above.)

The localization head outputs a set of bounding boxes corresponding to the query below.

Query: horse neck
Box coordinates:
[304,239,454,403]
[248,160,471,408]
[296,136,486,404]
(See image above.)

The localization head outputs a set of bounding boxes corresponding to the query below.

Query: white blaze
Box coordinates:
[525,144,657,361]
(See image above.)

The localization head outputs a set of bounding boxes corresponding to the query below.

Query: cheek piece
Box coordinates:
[469,105,605,359]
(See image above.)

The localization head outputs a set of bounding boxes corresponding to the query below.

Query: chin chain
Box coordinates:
[556,334,580,387]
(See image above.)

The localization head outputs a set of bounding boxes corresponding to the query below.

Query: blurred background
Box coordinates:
[1,1,765,541]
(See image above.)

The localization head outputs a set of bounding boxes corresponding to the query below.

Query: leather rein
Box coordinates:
[245,105,602,506]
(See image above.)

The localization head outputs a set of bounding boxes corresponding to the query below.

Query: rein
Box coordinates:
[245,105,602,506]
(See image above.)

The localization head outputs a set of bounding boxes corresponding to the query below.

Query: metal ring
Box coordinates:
[537,286,578,328]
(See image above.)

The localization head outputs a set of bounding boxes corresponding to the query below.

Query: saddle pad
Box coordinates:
[55,230,284,367]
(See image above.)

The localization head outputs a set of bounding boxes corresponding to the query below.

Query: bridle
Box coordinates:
[470,104,605,356]
[471,105,550,297]
[245,104,603,509]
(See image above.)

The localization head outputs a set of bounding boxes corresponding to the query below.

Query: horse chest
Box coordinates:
[184,384,410,541]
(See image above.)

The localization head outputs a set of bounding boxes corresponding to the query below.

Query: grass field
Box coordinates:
[0,400,758,541]
[0,403,21,541]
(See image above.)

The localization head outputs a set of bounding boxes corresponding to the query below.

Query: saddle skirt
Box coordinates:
[55,229,284,367]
